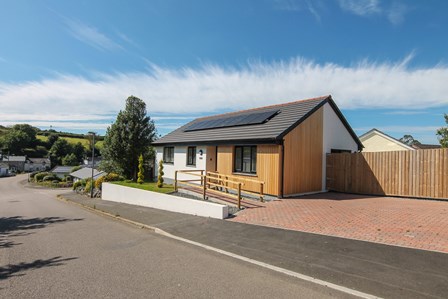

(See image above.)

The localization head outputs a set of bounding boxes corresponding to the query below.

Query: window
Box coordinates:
[234,146,257,174]
[187,146,196,166]
[163,147,174,163]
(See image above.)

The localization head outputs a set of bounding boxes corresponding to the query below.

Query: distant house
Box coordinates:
[50,166,74,179]
[153,95,363,197]
[411,143,442,150]
[1,156,27,173]
[0,163,9,177]
[25,158,51,172]
[83,157,102,168]
[359,129,415,152]
[70,167,106,182]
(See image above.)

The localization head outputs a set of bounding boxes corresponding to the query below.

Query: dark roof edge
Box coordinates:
[151,138,280,147]
[276,96,364,151]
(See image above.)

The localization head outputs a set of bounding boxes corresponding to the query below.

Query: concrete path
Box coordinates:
[61,190,448,299]
[231,192,448,253]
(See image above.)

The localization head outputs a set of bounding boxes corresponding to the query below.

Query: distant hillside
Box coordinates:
[0,126,104,150]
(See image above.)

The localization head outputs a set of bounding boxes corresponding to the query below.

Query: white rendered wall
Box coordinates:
[360,134,412,152]
[322,103,360,190]
[102,183,228,219]
[155,145,207,182]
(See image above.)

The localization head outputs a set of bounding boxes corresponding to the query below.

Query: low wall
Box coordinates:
[102,183,228,219]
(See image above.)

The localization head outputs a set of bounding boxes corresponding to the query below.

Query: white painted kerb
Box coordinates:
[102,183,228,219]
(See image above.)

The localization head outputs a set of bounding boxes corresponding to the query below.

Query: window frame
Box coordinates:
[163,147,174,164]
[234,145,257,174]
[186,146,196,166]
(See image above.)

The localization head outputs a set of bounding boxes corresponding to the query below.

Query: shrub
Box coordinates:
[105,173,122,182]
[95,176,105,189]
[73,180,82,190]
[84,179,93,193]
[43,175,60,182]
[157,160,164,188]
[34,172,49,182]
[137,154,144,184]
[30,171,39,179]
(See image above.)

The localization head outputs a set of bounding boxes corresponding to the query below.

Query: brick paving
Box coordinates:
[229,192,448,253]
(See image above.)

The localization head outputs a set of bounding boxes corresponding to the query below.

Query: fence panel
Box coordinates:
[326,148,448,199]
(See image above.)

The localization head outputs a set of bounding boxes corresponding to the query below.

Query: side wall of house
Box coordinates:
[322,103,360,189]
[216,144,281,196]
[155,145,208,183]
[283,106,323,196]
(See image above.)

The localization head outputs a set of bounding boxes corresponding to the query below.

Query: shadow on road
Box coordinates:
[0,256,78,280]
[0,216,84,249]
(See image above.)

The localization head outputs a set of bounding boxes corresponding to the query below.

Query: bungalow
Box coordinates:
[1,155,27,173]
[359,128,415,152]
[25,158,51,172]
[50,166,74,179]
[153,95,363,198]
[70,167,106,183]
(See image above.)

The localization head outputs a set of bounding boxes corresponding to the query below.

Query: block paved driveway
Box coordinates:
[229,192,448,253]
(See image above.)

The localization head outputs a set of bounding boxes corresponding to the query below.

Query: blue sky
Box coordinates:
[0,0,447,144]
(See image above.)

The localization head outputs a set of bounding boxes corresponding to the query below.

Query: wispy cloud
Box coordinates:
[65,18,122,51]
[338,0,381,16]
[0,55,447,133]
[383,110,428,116]
[337,0,409,24]
[273,0,322,22]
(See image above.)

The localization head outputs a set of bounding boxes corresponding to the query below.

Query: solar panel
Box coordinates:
[185,109,279,132]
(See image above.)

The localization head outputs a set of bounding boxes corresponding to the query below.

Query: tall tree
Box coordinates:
[49,138,72,165]
[1,124,39,155]
[436,113,448,148]
[102,96,156,180]
[399,134,421,146]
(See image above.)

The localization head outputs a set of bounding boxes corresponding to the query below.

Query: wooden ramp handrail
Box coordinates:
[175,170,265,209]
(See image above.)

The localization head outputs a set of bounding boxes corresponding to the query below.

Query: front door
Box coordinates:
[205,146,217,172]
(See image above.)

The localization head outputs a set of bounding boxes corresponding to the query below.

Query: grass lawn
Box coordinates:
[112,181,175,194]
[37,135,104,150]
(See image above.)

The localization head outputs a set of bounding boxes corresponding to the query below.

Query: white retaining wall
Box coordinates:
[102,183,228,219]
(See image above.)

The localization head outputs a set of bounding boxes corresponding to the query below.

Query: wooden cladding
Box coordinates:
[283,107,324,195]
[326,149,448,199]
[216,145,281,196]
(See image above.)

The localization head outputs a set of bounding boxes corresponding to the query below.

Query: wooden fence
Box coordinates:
[326,148,448,199]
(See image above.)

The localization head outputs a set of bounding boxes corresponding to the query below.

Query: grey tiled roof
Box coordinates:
[70,167,106,180]
[153,95,363,149]
[51,166,74,174]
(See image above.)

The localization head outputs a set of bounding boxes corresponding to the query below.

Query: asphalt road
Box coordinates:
[0,175,354,299]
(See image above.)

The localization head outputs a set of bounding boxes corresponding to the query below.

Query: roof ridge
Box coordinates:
[195,95,330,121]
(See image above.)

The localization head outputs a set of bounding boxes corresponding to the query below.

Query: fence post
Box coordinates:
[203,175,207,200]
[237,183,242,209]
[200,170,204,186]
[260,183,264,202]
[174,171,178,192]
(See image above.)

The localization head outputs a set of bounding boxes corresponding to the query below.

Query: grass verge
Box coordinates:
[112,181,174,194]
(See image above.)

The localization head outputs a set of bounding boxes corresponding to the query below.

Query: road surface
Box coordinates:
[0,175,353,298]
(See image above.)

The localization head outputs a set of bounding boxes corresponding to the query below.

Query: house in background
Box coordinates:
[359,129,415,152]
[153,95,363,198]
[50,166,74,179]
[1,155,27,173]
[411,143,442,150]
[70,167,106,183]
[0,163,9,177]
[25,158,51,172]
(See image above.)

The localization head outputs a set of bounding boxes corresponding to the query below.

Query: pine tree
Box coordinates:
[137,154,144,184]
[157,160,164,188]
[101,96,156,180]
